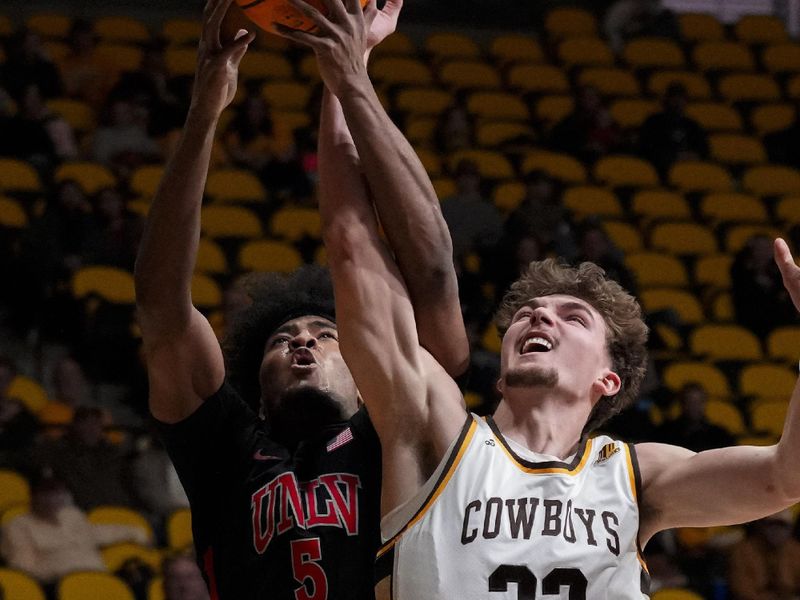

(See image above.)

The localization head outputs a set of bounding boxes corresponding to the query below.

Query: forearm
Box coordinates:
[773,378,800,499]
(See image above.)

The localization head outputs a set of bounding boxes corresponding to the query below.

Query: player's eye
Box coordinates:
[567,314,586,326]
[319,331,338,341]
[270,336,290,347]
[513,310,531,322]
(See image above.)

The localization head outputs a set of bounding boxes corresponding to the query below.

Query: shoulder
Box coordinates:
[634,442,695,483]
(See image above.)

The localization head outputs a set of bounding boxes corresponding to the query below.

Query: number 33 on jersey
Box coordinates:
[376,415,650,599]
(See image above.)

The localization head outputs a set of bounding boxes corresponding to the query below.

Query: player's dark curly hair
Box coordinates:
[495,259,649,434]
[224,266,335,412]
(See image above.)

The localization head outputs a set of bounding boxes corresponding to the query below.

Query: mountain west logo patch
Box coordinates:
[594,442,620,465]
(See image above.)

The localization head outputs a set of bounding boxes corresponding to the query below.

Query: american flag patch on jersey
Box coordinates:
[327,427,354,453]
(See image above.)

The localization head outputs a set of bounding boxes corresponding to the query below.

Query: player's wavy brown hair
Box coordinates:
[495,259,649,434]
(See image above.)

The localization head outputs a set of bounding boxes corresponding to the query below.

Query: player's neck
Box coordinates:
[492,393,590,459]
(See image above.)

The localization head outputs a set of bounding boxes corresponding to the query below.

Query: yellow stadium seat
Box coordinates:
[685,102,743,132]
[507,64,570,94]
[609,99,659,129]
[431,177,457,201]
[72,266,135,304]
[668,160,733,193]
[466,91,529,121]
[626,252,689,287]
[544,7,597,39]
[7,375,49,413]
[298,53,321,81]
[709,133,767,166]
[648,70,712,100]
[520,151,587,183]
[0,158,42,194]
[475,122,535,148]
[424,32,480,60]
[718,73,782,103]
[130,165,165,200]
[678,13,725,42]
[724,224,781,253]
[55,162,116,195]
[767,326,800,362]
[712,289,734,319]
[370,31,415,56]
[147,576,165,600]
[200,205,262,238]
[438,60,502,90]
[166,508,193,551]
[58,571,135,600]
[205,169,267,203]
[404,116,436,146]
[489,35,543,65]
[624,38,685,70]
[739,363,797,401]
[534,95,575,130]
[492,181,525,213]
[775,195,800,224]
[693,41,756,72]
[195,238,228,275]
[394,87,452,116]
[762,43,800,74]
[578,68,641,98]
[0,16,11,37]
[87,505,154,543]
[751,400,788,437]
[26,13,71,38]
[742,165,800,196]
[101,543,163,573]
[238,51,293,80]
[0,197,28,229]
[561,186,623,218]
[94,16,149,43]
[699,192,768,224]
[706,399,746,435]
[42,40,69,63]
[662,362,731,396]
[0,471,31,513]
[46,98,96,133]
[0,568,46,600]
[734,14,788,44]
[270,207,321,241]
[640,288,704,324]
[271,110,311,133]
[649,221,718,256]
[165,47,199,76]
[161,19,201,46]
[558,37,614,68]
[191,274,222,309]
[94,44,143,73]
[751,103,795,135]
[449,149,514,180]
[690,324,763,361]
[593,155,659,188]
[260,81,311,111]
[602,220,643,252]
[631,189,691,222]
[238,240,303,273]
[788,74,800,100]
[481,323,502,354]
[370,57,433,85]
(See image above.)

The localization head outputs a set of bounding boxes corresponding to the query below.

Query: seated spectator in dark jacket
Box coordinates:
[0,356,40,470]
[550,85,623,164]
[655,383,735,452]
[604,0,679,54]
[82,186,145,269]
[574,219,637,293]
[639,82,708,179]
[764,102,800,170]
[0,28,62,100]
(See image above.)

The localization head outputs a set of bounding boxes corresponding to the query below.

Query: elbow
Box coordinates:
[771,445,800,503]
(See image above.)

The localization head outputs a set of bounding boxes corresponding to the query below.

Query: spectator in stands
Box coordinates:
[92,98,160,173]
[32,406,134,510]
[82,186,144,270]
[728,509,800,600]
[440,158,503,264]
[434,100,475,154]
[655,383,735,452]
[0,28,62,100]
[639,82,708,179]
[0,471,148,590]
[603,0,679,54]
[549,85,622,163]
[0,355,40,470]
[162,554,210,600]
[764,101,800,170]
[38,355,92,432]
[60,19,114,108]
[732,234,797,337]
[574,219,637,293]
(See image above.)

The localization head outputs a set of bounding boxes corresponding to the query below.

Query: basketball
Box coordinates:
[234,0,370,34]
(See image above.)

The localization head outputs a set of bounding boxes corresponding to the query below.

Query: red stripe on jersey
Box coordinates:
[203,547,220,600]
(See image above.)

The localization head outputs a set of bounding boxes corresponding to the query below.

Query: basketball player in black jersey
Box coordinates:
[133,0,467,598]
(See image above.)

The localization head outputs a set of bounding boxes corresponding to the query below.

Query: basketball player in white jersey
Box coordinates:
[282,1,800,598]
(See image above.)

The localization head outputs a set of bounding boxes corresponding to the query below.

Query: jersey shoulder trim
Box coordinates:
[624,441,650,588]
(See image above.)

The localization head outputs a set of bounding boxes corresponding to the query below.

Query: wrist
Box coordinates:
[186,103,222,129]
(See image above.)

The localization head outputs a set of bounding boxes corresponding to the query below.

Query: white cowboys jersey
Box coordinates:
[376,414,649,600]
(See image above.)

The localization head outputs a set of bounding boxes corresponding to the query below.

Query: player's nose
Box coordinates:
[530,306,554,326]
[289,330,317,349]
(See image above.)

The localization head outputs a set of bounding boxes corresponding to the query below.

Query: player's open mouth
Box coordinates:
[520,335,553,355]
[291,348,317,367]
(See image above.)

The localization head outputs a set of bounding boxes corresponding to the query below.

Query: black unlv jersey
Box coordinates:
[158,381,381,599]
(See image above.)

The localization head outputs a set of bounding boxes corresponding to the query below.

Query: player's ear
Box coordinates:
[594,369,621,397]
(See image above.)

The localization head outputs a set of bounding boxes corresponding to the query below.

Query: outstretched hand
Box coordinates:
[191,0,256,118]
[775,238,800,312]
[367,0,402,49]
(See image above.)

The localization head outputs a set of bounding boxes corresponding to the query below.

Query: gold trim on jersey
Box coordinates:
[494,428,595,475]
[624,443,649,575]
[377,417,478,557]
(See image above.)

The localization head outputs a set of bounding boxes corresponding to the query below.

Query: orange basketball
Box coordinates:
[235,0,369,34]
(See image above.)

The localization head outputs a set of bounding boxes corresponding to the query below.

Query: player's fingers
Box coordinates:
[206,0,236,49]
[273,22,322,47]
[285,0,337,35]
[316,0,348,25]
[227,29,256,62]
[363,0,378,28]
[775,238,798,275]
[382,0,403,21]
[345,0,362,16]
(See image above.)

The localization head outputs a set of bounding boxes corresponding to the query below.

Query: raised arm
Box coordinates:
[134,0,254,423]
[636,238,800,545]
[291,0,468,378]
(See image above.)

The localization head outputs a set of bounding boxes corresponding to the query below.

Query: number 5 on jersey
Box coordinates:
[291,538,328,600]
